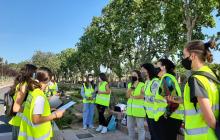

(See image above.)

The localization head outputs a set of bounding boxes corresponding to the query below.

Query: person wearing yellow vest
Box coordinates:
[80,74,96,129]
[18,67,65,140]
[9,64,37,140]
[167,40,219,140]
[45,75,59,97]
[95,73,111,134]
[126,70,145,140]
[141,63,160,140]
[154,59,184,140]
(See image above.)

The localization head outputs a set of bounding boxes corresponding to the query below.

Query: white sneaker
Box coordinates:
[89,125,95,129]
[96,125,103,132]
[101,127,107,134]
[83,125,87,130]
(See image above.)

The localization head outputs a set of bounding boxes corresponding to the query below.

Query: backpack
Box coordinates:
[107,115,117,131]
[191,71,220,140]
[4,87,16,116]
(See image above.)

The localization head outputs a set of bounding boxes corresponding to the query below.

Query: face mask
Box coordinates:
[32,73,36,79]
[181,57,192,70]
[154,67,161,76]
[141,72,147,78]
[88,78,93,82]
[131,76,138,82]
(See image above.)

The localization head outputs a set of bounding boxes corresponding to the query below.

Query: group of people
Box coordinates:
[9,65,65,140]
[80,73,111,134]
[8,39,219,140]
[125,39,219,140]
[80,39,219,140]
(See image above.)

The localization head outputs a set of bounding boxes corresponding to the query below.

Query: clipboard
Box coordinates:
[57,101,76,110]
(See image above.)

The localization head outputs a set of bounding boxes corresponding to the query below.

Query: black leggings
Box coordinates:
[155,116,182,140]
[146,117,160,140]
[96,104,107,126]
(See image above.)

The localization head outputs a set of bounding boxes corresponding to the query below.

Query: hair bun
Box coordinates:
[204,40,216,49]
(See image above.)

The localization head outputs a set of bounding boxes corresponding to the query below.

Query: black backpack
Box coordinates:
[4,87,16,116]
[191,71,220,140]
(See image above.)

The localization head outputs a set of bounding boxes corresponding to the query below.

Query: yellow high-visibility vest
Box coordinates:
[95,81,111,107]
[127,82,145,117]
[184,66,219,140]
[18,88,53,140]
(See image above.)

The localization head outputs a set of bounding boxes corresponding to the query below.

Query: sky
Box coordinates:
[0,0,219,64]
[0,0,109,63]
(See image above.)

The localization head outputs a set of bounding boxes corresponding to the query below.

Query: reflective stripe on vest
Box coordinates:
[154,74,184,121]
[83,84,95,103]
[19,128,52,140]
[127,82,145,117]
[184,66,219,140]
[145,107,154,111]
[127,104,145,109]
[185,127,208,135]
[18,89,52,140]
[97,96,110,101]
[95,81,110,107]
[154,99,167,103]
[20,114,40,128]
[185,104,219,116]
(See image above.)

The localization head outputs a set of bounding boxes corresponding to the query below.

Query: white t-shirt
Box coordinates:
[33,96,45,115]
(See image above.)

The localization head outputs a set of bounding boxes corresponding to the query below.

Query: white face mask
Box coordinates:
[88,78,93,82]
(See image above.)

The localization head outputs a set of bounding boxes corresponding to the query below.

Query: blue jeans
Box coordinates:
[12,126,19,140]
[83,103,95,127]
[127,116,145,140]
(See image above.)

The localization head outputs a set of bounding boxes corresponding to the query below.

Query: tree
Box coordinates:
[32,51,61,76]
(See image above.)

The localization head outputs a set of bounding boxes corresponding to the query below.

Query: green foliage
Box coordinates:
[8,0,220,81]
[32,51,61,75]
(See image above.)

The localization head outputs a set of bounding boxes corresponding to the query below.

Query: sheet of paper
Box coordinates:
[58,101,76,110]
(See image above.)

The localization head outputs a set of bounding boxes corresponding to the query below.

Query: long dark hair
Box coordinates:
[99,73,108,82]
[84,74,95,89]
[17,64,37,84]
[141,63,158,80]
[133,70,144,83]
[158,59,176,76]
[10,64,37,95]
[27,67,51,91]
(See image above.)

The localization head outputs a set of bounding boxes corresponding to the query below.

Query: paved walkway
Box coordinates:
[0,86,12,140]
[61,128,129,140]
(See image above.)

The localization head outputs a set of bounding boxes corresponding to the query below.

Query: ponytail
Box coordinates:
[185,40,216,63]
[27,67,51,91]
[204,40,216,63]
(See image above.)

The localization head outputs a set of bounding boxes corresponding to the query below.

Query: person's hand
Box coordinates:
[51,108,57,112]
[166,96,182,104]
[56,93,61,96]
[54,110,65,119]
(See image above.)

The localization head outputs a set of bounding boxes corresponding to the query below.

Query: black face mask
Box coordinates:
[181,57,192,70]
[141,72,147,78]
[154,67,161,76]
[131,76,138,82]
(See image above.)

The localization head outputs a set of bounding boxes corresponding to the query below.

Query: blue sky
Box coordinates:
[0,0,109,63]
[0,0,219,64]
